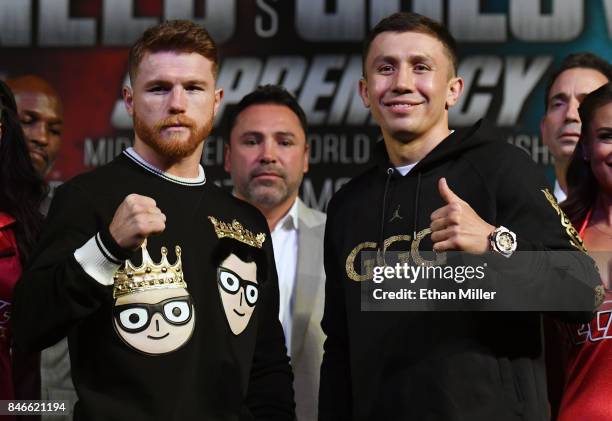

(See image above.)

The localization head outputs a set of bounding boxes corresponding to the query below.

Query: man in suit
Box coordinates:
[540,53,611,202]
[224,85,326,421]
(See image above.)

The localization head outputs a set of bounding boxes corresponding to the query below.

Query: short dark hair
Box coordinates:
[544,52,612,110]
[128,20,218,83]
[212,238,268,283]
[362,12,458,78]
[226,84,307,143]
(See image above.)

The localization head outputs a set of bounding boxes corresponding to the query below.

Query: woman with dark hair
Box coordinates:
[552,82,612,420]
[0,79,45,409]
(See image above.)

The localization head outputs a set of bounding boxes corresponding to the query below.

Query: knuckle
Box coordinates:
[135,219,148,232]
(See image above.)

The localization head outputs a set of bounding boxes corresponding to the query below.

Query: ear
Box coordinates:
[213,87,224,117]
[359,78,370,108]
[123,85,134,117]
[303,141,310,174]
[445,76,464,109]
[223,142,231,173]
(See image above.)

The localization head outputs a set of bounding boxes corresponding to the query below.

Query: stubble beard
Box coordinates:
[134,111,213,161]
[239,169,300,210]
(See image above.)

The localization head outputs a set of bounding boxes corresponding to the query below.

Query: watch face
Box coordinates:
[497,232,514,252]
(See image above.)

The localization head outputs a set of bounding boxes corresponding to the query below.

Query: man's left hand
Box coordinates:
[430,177,495,254]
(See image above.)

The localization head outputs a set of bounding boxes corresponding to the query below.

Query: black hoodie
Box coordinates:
[319,121,601,421]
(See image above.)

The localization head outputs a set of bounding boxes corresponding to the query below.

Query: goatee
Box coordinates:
[133,112,213,160]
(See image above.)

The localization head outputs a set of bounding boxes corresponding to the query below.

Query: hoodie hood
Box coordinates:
[373,119,494,247]
[373,119,492,176]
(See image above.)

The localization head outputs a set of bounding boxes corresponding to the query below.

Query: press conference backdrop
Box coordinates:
[2,0,611,211]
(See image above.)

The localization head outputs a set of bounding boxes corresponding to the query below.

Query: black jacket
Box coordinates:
[319,121,601,421]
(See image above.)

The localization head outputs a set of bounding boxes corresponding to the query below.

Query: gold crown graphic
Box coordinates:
[208,216,266,248]
[113,240,186,299]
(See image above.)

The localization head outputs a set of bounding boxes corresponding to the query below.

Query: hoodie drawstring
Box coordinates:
[413,172,421,239]
[378,168,394,254]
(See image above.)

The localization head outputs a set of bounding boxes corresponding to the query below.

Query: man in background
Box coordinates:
[7,75,64,211]
[6,75,73,420]
[540,53,611,202]
[6,75,63,177]
[224,85,326,421]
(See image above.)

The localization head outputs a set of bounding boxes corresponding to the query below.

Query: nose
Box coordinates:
[27,121,50,147]
[168,86,187,114]
[239,289,244,306]
[393,65,414,93]
[565,97,580,123]
[155,318,160,331]
[260,138,277,164]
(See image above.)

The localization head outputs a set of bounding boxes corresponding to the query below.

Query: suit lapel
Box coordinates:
[291,202,324,360]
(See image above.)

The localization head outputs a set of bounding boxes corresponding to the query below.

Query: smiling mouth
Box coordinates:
[384,102,421,112]
[233,309,245,317]
[147,332,170,340]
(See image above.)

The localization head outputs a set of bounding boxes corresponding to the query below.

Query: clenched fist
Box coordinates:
[109,194,166,250]
[430,178,495,254]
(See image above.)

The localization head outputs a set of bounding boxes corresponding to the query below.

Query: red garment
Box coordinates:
[0,212,21,407]
[556,210,612,421]
[557,292,612,421]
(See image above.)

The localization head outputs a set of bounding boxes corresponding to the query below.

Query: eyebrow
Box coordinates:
[548,92,569,105]
[274,131,296,138]
[371,53,434,64]
[21,110,64,124]
[596,126,612,132]
[239,131,263,138]
[143,78,209,87]
[239,131,296,138]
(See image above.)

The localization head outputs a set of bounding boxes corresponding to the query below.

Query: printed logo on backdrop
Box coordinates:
[2,0,611,209]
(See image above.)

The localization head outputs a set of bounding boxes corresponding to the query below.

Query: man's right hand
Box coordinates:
[109,194,166,250]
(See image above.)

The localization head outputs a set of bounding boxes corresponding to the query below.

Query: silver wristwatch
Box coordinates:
[489,226,517,258]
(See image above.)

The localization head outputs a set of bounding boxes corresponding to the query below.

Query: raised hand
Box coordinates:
[109,194,166,250]
[430,178,495,254]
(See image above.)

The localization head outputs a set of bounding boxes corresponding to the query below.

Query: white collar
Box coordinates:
[274,198,300,232]
[123,147,206,186]
[395,162,419,176]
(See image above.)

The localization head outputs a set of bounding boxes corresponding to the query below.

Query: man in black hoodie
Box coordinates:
[319,12,603,421]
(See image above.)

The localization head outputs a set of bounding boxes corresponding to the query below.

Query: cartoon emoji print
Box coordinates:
[217,253,259,335]
[112,242,195,355]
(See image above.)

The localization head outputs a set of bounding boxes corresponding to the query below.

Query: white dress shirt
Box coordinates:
[271,199,299,355]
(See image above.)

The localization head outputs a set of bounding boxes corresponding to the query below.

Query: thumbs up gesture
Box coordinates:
[430,178,495,254]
